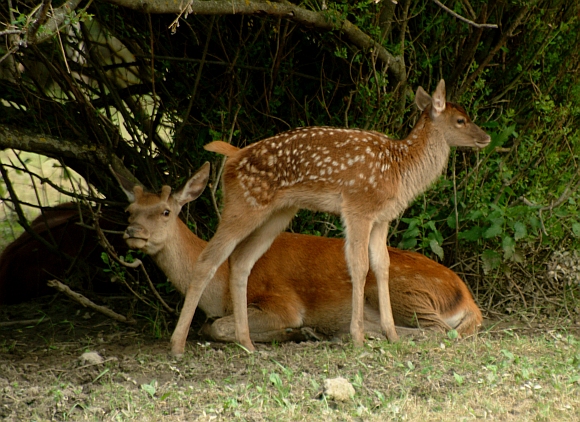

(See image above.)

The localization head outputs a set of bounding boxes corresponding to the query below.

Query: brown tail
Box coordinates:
[204,141,240,157]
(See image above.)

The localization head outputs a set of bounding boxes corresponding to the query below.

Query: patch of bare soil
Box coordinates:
[0,295,187,420]
[1,295,579,421]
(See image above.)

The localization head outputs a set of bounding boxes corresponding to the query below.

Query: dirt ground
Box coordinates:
[2,294,579,421]
[0,295,186,420]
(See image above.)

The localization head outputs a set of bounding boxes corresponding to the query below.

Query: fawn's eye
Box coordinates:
[162,209,170,217]
[457,118,466,125]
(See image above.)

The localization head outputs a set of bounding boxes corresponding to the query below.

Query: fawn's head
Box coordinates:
[415,79,490,149]
[114,163,210,255]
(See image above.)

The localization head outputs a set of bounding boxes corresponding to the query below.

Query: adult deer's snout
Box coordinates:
[124,224,147,240]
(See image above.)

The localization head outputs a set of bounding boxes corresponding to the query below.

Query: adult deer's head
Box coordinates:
[114,163,210,255]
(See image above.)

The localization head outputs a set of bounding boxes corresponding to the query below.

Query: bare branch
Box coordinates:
[432,0,498,28]
[457,3,532,98]
[512,171,580,212]
[102,0,406,82]
[0,29,25,37]
[1,162,99,202]
[47,279,137,324]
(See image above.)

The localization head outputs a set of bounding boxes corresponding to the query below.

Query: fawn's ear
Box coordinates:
[415,86,432,111]
[173,162,211,207]
[430,79,447,117]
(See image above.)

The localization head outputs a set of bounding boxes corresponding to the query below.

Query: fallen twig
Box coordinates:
[47,279,136,324]
[0,318,47,328]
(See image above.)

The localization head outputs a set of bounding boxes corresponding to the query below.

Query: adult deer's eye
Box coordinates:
[163,209,170,217]
[457,118,466,125]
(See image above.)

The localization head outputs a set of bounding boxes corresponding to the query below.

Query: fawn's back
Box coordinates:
[232,127,421,211]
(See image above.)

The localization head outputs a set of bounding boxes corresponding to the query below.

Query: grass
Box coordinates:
[3,322,578,421]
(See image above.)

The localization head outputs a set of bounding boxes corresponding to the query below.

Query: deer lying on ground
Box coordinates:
[0,204,126,304]
[119,163,482,351]
[170,79,490,353]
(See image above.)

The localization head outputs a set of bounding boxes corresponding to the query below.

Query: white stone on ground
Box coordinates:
[323,377,355,401]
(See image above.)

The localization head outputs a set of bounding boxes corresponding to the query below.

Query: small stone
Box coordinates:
[323,377,355,401]
[80,351,104,365]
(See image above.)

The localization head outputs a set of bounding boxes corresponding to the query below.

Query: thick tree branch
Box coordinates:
[37,0,85,43]
[0,123,111,163]
[103,0,406,82]
[0,124,130,182]
[4,0,84,46]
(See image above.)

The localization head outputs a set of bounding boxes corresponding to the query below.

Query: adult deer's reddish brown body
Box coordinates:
[119,164,482,352]
[179,79,489,353]
[0,204,126,304]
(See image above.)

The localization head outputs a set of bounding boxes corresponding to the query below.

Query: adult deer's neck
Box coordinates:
[391,112,451,212]
[151,219,227,317]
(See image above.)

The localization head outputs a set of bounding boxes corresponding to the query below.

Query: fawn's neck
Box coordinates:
[388,114,451,214]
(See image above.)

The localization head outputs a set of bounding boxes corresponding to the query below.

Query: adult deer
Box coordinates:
[0,203,126,304]
[119,164,482,352]
[181,79,489,352]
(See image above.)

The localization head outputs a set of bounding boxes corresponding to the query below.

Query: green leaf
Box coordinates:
[401,217,417,226]
[428,230,444,245]
[482,250,501,274]
[429,239,444,260]
[502,236,516,260]
[447,329,459,340]
[446,213,457,229]
[459,226,483,242]
[403,226,420,239]
[529,216,542,231]
[501,349,515,360]
[141,380,157,398]
[467,210,484,221]
[485,124,516,152]
[100,252,109,265]
[269,373,282,388]
[572,222,580,238]
[484,224,503,239]
[398,237,417,250]
[514,222,527,240]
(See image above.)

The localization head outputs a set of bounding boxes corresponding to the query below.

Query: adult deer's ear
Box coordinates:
[173,162,211,207]
[110,165,141,203]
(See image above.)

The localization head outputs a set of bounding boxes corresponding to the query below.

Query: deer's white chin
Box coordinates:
[475,139,491,148]
[125,237,148,250]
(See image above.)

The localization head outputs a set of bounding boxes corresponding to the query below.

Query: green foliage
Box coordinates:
[398,215,445,260]
[141,380,157,399]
